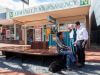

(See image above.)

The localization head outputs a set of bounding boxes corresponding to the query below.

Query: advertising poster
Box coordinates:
[0,27,2,33]
[6,30,10,38]
[35,28,41,41]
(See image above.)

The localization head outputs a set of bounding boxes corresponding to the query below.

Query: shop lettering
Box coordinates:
[7,0,89,19]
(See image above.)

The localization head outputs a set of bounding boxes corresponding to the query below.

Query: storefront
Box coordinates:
[0,19,23,44]
[6,0,90,49]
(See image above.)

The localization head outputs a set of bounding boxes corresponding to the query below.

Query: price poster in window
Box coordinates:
[35,28,41,41]
[6,30,10,38]
[0,27,2,33]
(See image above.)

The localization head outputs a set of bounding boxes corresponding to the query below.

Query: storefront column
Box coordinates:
[22,25,27,45]
[24,25,27,45]
[14,24,16,40]
[86,15,90,48]
[58,23,60,32]
[22,27,24,41]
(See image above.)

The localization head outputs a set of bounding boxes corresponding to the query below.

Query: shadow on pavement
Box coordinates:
[0,54,100,75]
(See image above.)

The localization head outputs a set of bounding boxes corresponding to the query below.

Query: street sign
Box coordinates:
[80,0,89,5]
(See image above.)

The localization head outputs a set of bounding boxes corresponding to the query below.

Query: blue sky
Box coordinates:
[0,0,65,10]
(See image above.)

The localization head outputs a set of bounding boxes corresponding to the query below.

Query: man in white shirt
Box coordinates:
[74,21,88,67]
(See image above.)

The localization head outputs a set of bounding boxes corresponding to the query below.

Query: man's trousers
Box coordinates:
[76,40,86,65]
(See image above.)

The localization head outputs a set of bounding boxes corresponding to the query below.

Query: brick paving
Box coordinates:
[86,49,100,62]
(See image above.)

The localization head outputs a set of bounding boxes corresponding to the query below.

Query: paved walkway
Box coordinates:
[86,49,100,62]
[0,49,100,75]
[0,43,100,75]
[0,69,34,75]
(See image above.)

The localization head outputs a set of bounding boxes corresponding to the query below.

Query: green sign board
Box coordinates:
[7,0,90,19]
[80,0,89,5]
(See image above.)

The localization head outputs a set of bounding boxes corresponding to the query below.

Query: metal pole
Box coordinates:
[14,23,16,40]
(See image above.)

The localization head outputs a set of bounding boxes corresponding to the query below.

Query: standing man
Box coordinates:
[74,21,88,67]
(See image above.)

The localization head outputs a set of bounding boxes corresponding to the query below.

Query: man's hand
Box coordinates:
[74,41,77,46]
[82,40,86,48]
[62,45,71,51]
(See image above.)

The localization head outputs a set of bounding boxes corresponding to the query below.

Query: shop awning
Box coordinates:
[13,6,90,26]
[0,19,14,25]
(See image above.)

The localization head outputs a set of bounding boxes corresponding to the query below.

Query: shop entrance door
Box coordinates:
[31,27,49,49]
[27,29,34,45]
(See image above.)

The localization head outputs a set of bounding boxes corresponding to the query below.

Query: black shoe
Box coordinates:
[62,67,67,71]
[67,67,72,71]
[81,63,85,67]
[76,63,83,68]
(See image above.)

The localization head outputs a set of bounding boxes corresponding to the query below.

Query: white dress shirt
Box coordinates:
[69,30,74,39]
[76,26,88,41]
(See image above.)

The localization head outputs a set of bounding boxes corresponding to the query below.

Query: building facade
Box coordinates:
[1,0,100,48]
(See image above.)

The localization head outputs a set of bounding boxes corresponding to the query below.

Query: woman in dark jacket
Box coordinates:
[56,32,76,70]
